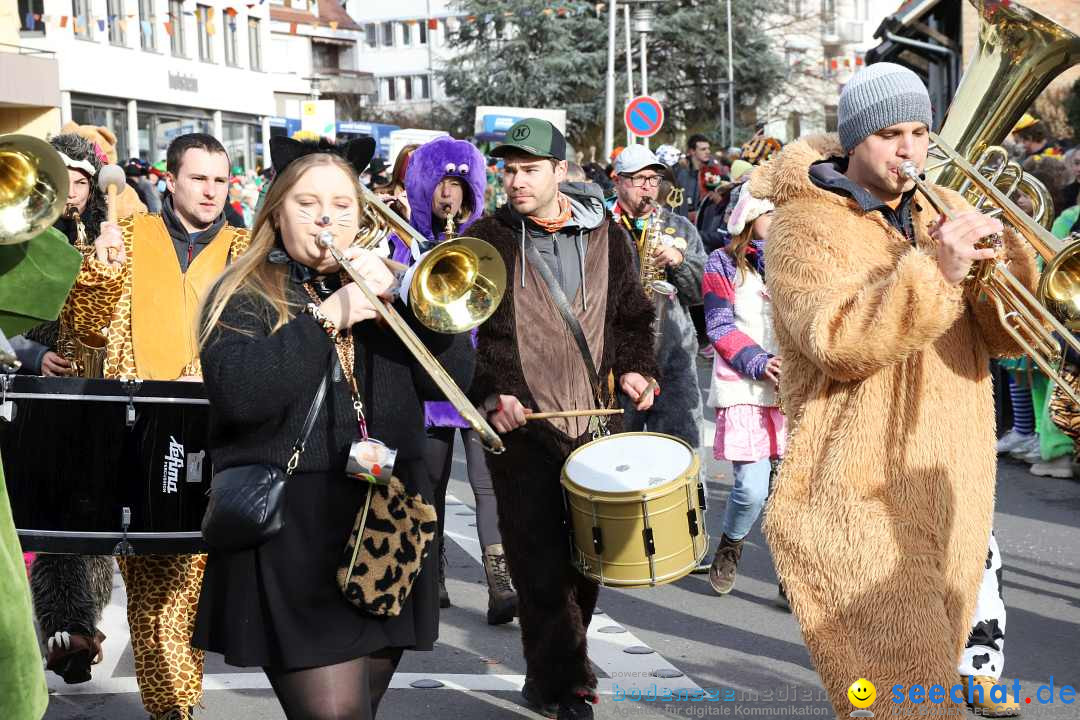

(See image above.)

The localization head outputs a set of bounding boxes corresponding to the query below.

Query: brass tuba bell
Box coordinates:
[0,134,69,245]
[920,0,1080,403]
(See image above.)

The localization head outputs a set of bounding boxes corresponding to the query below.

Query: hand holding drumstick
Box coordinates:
[95,165,128,267]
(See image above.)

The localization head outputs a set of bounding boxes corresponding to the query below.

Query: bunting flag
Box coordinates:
[97,18,105,31]
[329,20,338,29]
[140,20,151,36]
[207,21,215,34]
[224,7,237,17]
[427,18,437,29]
[164,20,173,35]
[24,12,36,30]
[59,15,68,27]
[119,18,128,31]
[289,21,297,34]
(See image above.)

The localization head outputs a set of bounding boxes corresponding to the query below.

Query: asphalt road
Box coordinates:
[41,361,1080,720]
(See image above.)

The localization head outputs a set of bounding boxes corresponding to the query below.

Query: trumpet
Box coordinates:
[321,185,507,453]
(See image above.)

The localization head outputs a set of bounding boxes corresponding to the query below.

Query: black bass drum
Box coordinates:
[0,375,211,554]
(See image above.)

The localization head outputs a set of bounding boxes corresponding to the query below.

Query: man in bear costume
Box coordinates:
[762,64,1037,719]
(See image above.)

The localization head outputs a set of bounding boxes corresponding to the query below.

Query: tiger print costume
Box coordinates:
[62,212,249,716]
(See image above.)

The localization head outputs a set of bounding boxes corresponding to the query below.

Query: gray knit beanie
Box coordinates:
[838,63,932,153]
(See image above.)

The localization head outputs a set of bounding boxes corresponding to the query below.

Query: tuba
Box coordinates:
[915,0,1080,404]
[320,184,507,453]
[0,134,68,245]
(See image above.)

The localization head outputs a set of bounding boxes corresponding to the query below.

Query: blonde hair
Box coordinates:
[199,152,362,347]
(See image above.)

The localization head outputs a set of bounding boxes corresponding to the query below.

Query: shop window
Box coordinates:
[138,0,155,50]
[248,18,262,70]
[72,0,93,38]
[168,0,185,57]
[72,104,128,160]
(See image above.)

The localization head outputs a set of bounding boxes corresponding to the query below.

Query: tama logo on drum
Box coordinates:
[163,436,184,494]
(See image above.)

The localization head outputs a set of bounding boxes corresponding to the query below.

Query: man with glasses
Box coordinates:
[613,145,706,450]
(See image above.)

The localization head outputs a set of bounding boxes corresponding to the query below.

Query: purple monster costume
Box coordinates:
[394,136,487,428]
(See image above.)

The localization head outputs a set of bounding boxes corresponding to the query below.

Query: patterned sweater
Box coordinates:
[702,243,771,381]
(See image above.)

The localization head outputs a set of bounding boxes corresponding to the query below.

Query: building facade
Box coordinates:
[760,0,901,143]
[345,0,459,114]
[15,0,276,170]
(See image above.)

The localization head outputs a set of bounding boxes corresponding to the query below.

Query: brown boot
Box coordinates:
[709,534,743,595]
[482,544,517,625]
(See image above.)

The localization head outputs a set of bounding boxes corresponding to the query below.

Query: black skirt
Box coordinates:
[192,459,439,670]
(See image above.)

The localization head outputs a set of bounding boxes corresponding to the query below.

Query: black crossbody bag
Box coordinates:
[201,355,333,551]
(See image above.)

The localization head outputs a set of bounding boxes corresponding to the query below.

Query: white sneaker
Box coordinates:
[996,429,1032,454]
[1009,433,1041,462]
[1030,455,1074,478]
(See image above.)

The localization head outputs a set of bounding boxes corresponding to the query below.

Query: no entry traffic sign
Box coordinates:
[624,95,665,138]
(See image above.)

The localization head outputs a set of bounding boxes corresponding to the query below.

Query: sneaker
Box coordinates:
[1029,454,1074,478]
[708,534,743,595]
[961,675,1020,717]
[557,698,595,720]
[1008,434,1041,463]
[522,678,558,719]
[996,429,1033,454]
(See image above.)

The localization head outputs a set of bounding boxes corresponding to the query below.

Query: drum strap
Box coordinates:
[523,236,604,407]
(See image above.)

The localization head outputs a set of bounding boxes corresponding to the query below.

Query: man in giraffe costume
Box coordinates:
[64,132,249,719]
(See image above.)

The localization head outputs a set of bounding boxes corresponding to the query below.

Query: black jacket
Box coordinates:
[200,278,473,480]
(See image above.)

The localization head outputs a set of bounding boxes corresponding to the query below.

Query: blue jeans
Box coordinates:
[721,458,773,541]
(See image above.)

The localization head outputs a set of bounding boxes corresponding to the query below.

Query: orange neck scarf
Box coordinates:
[528,193,572,234]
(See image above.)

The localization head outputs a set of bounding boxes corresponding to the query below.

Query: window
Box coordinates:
[403,76,413,100]
[365,23,377,48]
[400,21,411,46]
[73,0,93,38]
[107,0,125,44]
[821,0,836,35]
[169,0,185,56]
[383,77,396,102]
[138,0,156,50]
[313,41,340,70]
[224,13,238,64]
[418,20,427,44]
[380,21,393,47]
[419,74,430,99]
[248,17,261,69]
[196,4,213,61]
[825,104,838,133]
[18,0,44,32]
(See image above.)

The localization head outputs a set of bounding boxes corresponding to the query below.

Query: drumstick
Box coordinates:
[98,165,127,263]
[637,378,659,403]
[525,409,624,421]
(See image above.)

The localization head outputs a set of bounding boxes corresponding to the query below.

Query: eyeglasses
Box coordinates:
[621,174,662,188]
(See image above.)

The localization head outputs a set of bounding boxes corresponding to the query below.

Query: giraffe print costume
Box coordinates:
[66,213,249,716]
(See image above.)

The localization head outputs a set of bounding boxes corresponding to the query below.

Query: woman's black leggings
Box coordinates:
[423,427,502,550]
[264,648,403,720]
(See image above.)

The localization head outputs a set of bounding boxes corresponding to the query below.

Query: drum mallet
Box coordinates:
[525,409,624,422]
[98,164,127,262]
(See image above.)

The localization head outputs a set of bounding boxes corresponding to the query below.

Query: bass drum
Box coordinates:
[0,375,212,554]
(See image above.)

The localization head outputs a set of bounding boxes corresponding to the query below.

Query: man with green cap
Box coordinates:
[0,225,83,720]
[468,118,659,720]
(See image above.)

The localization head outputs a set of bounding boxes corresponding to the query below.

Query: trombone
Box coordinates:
[901,146,1080,407]
[320,184,507,454]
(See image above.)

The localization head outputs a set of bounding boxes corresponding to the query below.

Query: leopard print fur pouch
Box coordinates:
[337,476,438,617]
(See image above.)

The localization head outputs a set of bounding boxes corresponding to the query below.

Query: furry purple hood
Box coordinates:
[404,136,487,245]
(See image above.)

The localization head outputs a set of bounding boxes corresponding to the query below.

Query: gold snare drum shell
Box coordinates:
[561,432,709,588]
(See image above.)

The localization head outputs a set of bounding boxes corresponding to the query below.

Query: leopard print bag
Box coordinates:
[337,476,438,617]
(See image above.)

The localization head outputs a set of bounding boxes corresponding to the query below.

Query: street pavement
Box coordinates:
[41,361,1080,719]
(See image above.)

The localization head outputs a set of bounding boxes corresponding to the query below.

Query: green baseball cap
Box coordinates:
[490,118,567,161]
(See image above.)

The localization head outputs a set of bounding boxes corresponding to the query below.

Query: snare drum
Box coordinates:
[561,432,708,588]
[0,375,212,554]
